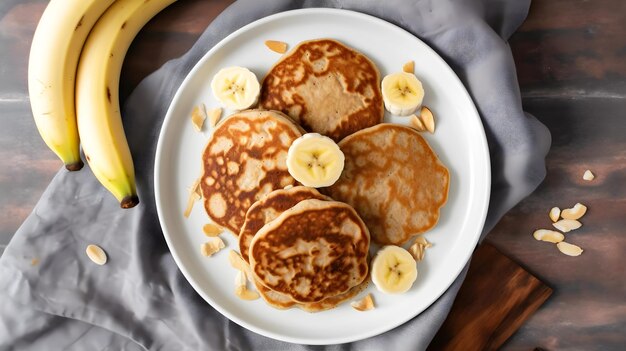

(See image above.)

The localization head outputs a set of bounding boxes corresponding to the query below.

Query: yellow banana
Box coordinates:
[76,0,176,208]
[28,0,115,171]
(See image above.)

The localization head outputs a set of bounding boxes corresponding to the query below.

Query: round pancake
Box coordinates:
[254,276,369,312]
[200,109,301,233]
[249,199,370,303]
[238,186,330,263]
[324,124,450,245]
[259,39,384,142]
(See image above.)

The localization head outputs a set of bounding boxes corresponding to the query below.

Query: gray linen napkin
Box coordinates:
[0,0,551,350]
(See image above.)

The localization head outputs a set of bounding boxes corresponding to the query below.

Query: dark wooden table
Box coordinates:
[1,1,625,349]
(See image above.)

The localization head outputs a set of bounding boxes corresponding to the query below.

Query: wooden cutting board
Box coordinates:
[429,243,552,350]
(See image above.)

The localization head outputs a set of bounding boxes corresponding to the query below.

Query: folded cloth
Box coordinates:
[0,0,550,350]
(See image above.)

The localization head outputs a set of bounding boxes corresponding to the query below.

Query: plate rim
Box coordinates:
[154,7,491,345]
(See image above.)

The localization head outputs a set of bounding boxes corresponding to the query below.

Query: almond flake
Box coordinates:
[402,60,415,74]
[552,219,582,233]
[582,170,595,181]
[207,107,222,127]
[561,203,587,220]
[283,184,294,190]
[351,293,375,311]
[409,114,426,132]
[86,244,107,265]
[184,192,200,218]
[229,250,250,273]
[235,285,260,300]
[200,237,225,257]
[191,104,207,132]
[549,207,561,222]
[409,236,432,261]
[533,229,565,243]
[235,270,247,288]
[184,178,202,218]
[420,106,435,133]
[203,223,223,237]
[557,241,583,257]
[265,40,288,54]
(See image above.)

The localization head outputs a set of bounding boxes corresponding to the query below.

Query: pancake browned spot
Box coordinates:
[259,39,384,142]
[254,276,369,312]
[200,109,301,234]
[238,186,330,263]
[324,124,450,245]
[249,199,370,303]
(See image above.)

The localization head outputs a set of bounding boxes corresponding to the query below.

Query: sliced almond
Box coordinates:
[184,192,200,218]
[229,250,250,272]
[409,114,426,132]
[420,106,435,133]
[561,203,587,220]
[552,219,582,233]
[557,241,583,257]
[582,170,595,181]
[533,229,565,243]
[283,184,294,190]
[86,244,107,265]
[200,237,225,257]
[351,293,375,311]
[207,107,222,127]
[203,223,223,237]
[184,178,202,218]
[402,60,415,74]
[408,236,432,261]
[235,284,260,300]
[191,104,207,132]
[265,40,288,54]
[549,207,561,222]
[235,270,247,288]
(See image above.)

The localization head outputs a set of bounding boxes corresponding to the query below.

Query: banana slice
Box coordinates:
[371,245,418,294]
[381,72,424,116]
[210,66,260,110]
[286,133,345,188]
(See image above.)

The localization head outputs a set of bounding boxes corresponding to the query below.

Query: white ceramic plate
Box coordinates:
[155,8,490,345]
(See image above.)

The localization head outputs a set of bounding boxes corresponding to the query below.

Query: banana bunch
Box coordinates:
[28,0,176,208]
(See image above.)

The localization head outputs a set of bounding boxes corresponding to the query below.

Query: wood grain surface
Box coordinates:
[1,0,625,349]
[429,243,552,351]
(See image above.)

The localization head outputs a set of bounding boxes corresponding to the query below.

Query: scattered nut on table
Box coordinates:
[557,241,584,257]
[561,203,587,220]
[533,229,565,243]
[582,170,595,181]
[549,207,561,222]
[552,219,582,233]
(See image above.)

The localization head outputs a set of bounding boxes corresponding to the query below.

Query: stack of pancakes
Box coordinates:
[199,39,449,311]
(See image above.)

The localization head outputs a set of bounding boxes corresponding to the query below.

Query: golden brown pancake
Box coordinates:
[200,109,301,233]
[324,124,450,245]
[238,186,330,263]
[249,199,370,303]
[259,39,384,142]
[254,277,369,312]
